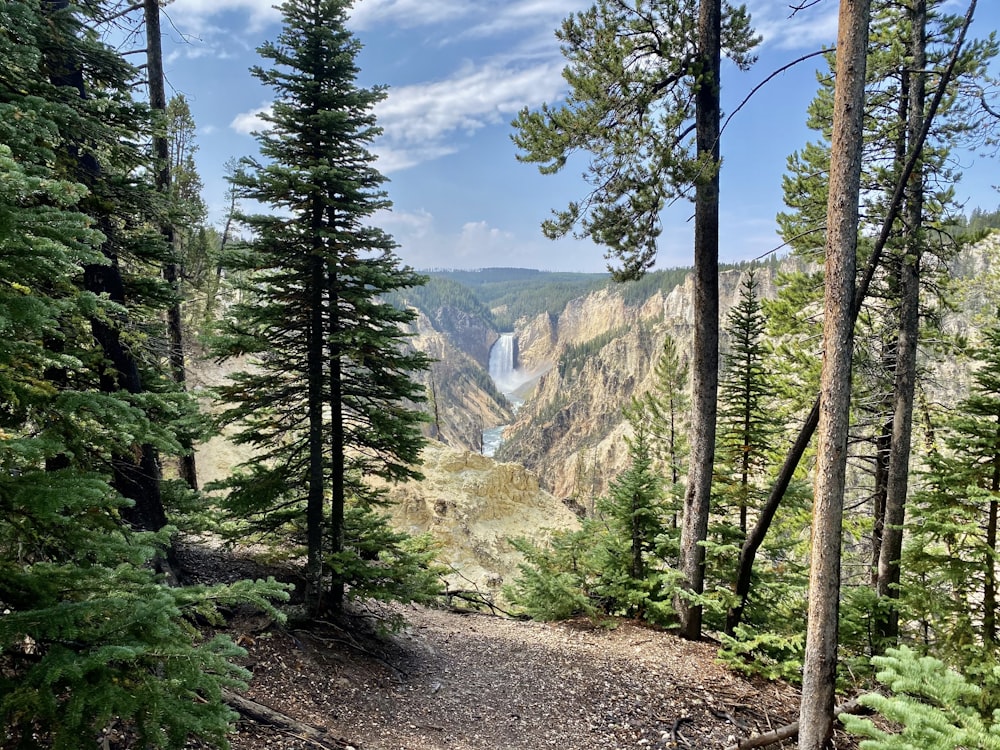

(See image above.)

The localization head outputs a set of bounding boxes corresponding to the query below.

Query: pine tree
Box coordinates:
[513,0,759,640]
[841,646,1000,750]
[903,313,1000,673]
[0,3,286,746]
[212,0,438,614]
[507,412,678,626]
[715,268,778,536]
[633,333,689,490]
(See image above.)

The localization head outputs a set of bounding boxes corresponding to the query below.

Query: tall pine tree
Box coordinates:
[0,2,285,746]
[212,0,438,615]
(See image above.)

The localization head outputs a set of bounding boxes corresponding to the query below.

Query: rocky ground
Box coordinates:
[178,542,861,750]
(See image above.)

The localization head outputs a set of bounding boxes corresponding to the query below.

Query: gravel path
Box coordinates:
[224,604,812,750]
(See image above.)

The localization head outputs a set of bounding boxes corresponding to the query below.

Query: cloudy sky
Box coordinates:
[154,0,1000,273]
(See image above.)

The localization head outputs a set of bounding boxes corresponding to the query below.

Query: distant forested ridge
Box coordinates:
[402,263,773,331]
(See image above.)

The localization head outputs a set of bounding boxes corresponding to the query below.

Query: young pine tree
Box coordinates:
[715,268,779,537]
[212,0,438,615]
[903,313,1000,676]
[508,411,679,626]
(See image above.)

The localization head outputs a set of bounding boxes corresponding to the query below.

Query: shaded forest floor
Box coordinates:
[178,540,860,750]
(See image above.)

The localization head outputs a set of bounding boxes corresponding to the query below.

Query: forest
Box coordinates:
[1,0,1000,749]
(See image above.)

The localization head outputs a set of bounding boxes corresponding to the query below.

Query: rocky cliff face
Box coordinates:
[409,309,512,451]
[495,266,785,499]
[425,303,498,370]
[383,442,580,599]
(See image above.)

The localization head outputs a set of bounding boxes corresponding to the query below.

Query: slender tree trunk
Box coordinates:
[799,1,870,747]
[876,0,925,645]
[145,0,197,489]
[871,422,891,584]
[725,0,976,635]
[632,490,644,580]
[328,266,346,611]
[677,0,721,641]
[306,251,326,612]
[986,421,1000,645]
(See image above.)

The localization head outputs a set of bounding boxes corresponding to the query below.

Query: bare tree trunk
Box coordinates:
[306,237,326,613]
[725,0,976,636]
[145,0,197,489]
[986,425,1000,645]
[677,0,721,641]
[871,422,891,584]
[328,265,346,611]
[799,1,870,747]
[876,0,926,645]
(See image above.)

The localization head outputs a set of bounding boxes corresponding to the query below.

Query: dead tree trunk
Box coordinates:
[145,0,198,490]
[798,1,870,747]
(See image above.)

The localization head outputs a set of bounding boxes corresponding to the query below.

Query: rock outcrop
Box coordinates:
[384,442,580,599]
[496,266,786,499]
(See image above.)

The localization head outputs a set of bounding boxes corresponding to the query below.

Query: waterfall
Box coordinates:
[483,333,523,457]
[488,332,518,394]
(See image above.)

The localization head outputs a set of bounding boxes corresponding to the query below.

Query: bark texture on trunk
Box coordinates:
[677,0,721,641]
[875,0,926,645]
[799,1,870,747]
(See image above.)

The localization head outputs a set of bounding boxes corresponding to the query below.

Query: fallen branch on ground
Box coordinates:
[723,698,867,750]
[222,688,356,749]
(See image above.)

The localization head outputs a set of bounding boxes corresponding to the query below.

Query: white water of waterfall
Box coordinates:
[483,333,524,456]
[488,333,518,394]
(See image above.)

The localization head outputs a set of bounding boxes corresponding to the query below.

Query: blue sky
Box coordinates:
[156,0,1000,273]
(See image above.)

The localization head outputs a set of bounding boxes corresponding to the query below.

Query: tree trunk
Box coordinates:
[632,490,644,581]
[677,0,721,641]
[725,0,975,635]
[871,422,891,584]
[42,0,168,536]
[986,421,1000,645]
[145,0,197,490]
[876,0,926,645]
[799,1,870,747]
[328,265,346,611]
[306,250,326,612]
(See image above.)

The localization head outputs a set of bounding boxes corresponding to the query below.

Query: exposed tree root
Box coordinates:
[222,688,358,749]
[723,698,866,750]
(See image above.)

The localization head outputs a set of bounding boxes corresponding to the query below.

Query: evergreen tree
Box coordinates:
[732,0,994,639]
[0,3,286,746]
[903,313,1000,675]
[211,0,438,614]
[513,0,759,641]
[632,333,689,492]
[508,412,679,626]
[715,268,778,536]
[841,646,1000,750]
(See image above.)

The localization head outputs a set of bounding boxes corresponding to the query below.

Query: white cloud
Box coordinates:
[374,144,460,174]
[348,0,481,31]
[373,59,565,171]
[164,0,280,31]
[230,104,272,135]
[746,0,838,51]
[462,0,586,38]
